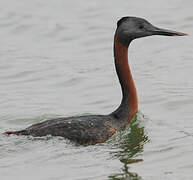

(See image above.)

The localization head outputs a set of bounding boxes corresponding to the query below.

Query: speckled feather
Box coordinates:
[11,115,118,144]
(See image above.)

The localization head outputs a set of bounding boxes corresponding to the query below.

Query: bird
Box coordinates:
[4,17,187,145]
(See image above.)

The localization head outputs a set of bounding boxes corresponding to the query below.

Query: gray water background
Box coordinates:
[0,0,193,179]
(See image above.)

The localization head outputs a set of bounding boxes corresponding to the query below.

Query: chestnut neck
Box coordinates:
[111,35,138,125]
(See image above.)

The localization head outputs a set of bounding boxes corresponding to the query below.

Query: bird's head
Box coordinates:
[116,16,187,46]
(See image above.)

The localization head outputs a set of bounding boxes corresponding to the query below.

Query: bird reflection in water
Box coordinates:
[108,112,149,180]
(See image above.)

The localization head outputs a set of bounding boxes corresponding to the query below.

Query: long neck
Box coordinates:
[111,35,138,126]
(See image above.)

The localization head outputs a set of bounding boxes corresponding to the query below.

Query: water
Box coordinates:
[0,0,192,179]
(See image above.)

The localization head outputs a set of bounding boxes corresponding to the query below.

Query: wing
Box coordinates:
[21,115,115,144]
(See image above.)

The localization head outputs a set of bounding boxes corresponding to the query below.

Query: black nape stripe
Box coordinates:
[117,17,129,27]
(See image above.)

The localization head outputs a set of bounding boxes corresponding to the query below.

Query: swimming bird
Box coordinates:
[5,17,186,144]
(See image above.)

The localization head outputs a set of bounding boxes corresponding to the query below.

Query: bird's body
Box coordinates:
[11,115,115,144]
[5,17,186,144]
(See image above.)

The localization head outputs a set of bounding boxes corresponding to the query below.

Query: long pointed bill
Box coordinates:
[152,27,187,36]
